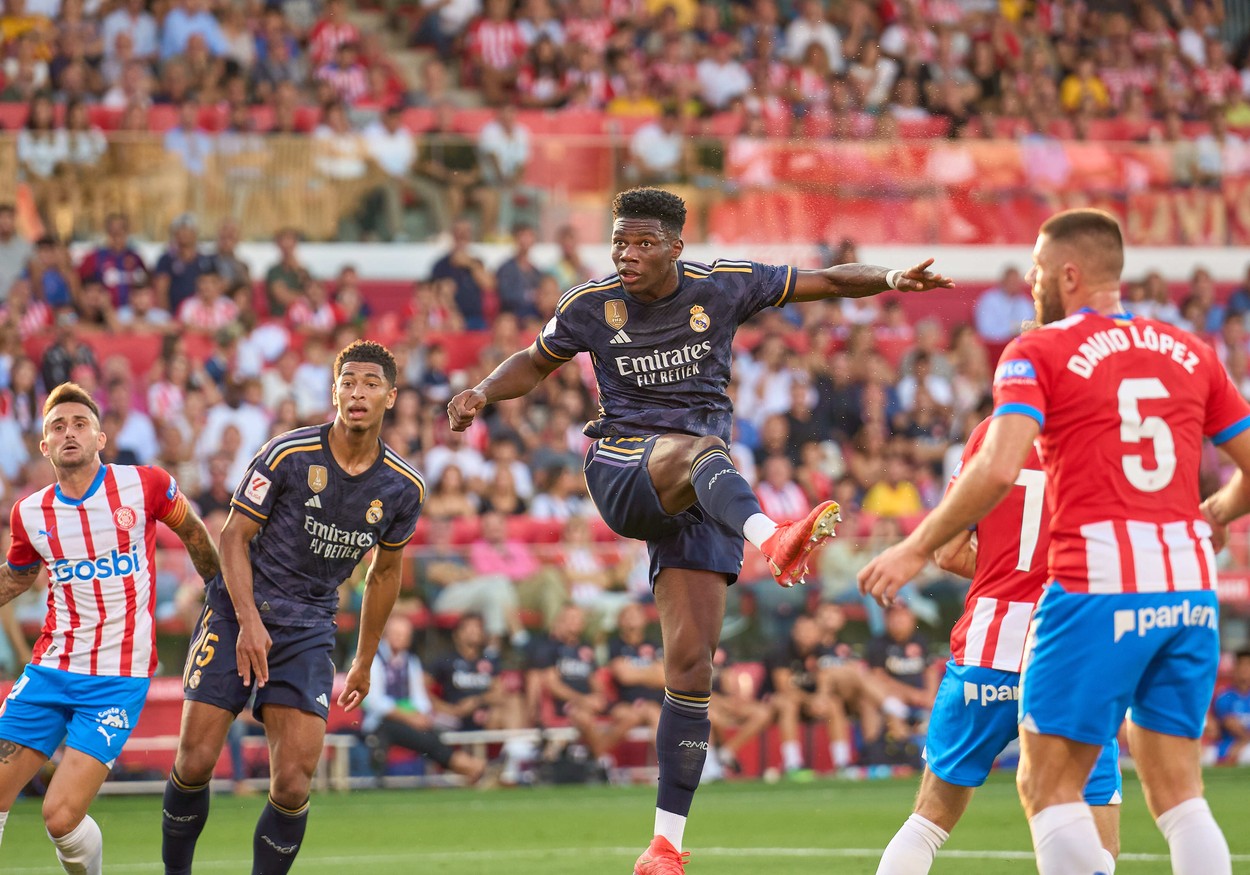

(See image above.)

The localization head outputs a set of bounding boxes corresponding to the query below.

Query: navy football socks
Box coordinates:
[253,796,309,875]
[655,688,712,818]
[161,769,211,875]
[690,446,764,533]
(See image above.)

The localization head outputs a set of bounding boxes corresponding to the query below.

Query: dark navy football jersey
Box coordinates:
[429,651,498,704]
[534,639,599,697]
[208,423,425,627]
[535,260,797,443]
[607,635,664,704]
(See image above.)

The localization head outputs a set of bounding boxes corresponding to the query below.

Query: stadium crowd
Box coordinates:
[5,0,1250,243]
[0,207,1246,780]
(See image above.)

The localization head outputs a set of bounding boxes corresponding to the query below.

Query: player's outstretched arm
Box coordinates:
[789,258,955,303]
[933,529,977,580]
[340,545,405,711]
[167,503,222,582]
[448,344,560,432]
[859,414,1037,605]
[219,509,272,687]
[0,563,41,609]
[1201,429,1250,549]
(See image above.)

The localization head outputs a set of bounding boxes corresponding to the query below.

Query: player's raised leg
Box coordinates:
[163,700,236,875]
[251,705,325,875]
[1129,723,1230,875]
[40,749,110,875]
[633,569,725,874]
[1016,731,1107,875]
[648,434,840,587]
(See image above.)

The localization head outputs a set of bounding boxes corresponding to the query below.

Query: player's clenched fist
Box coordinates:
[448,388,487,432]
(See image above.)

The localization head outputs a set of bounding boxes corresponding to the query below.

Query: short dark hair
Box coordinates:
[1039,208,1124,280]
[612,188,686,238]
[334,339,398,386]
[1236,649,1250,662]
[43,381,100,425]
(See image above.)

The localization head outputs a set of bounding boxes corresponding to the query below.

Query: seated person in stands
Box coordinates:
[532,604,612,762]
[766,615,857,775]
[427,613,532,782]
[363,614,486,783]
[707,644,775,777]
[814,602,885,762]
[866,601,939,763]
[600,603,665,754]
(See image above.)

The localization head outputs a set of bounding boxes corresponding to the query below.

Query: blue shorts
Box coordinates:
[0,663,149,767]
[924,661,1121,804]
[182,605,337,721]
[584,436,744,586]
[1020,583,1220,745]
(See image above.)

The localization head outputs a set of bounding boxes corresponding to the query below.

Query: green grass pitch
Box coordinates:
[4,769,1248,873]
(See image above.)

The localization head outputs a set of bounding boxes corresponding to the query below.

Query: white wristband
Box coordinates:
[886,269,903,290]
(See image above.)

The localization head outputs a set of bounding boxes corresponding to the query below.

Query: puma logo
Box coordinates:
[96,725,117,746]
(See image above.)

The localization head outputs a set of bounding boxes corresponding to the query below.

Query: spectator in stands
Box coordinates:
[308,0,360,67]
[767,615,844,775]
[362,106,420,242]
[363,614,488,784]
[424,464,479,520]
[480,431,534,500]
[116,281,172,332]
[17,93,67,226]
[465,0,526,106]
[477,104,542,240]
[756,455,809,521]
[263,227,312,318]
[210,219,250,289]
[160,0,227,61]
[973,265,1034,343]
[102,0,157,65]
[428,612,533,783]
[430,219,491,330]
[411,0,481,61]
[316,40,368,106]
[1214,650,1250,765]
[251,24,305,102]
[39,311,96,390]
[601,602,665,756]
[495,222,543,320]
[530,463,587,521]
[551,223,592,291]
[75,278,118,331]
[2,277,50,339]
[867,601,936,760]
[164,96,214,184]
[419,513,519,646]
[815,602,886,766]
[311,101,371,223]
[862,453,923,520]
[28,234,78,311]
[0,203,32,303]
[696,33,751,111]
[784,0,842,70]
[626,106,690,186]
[153,213,215,315]
[105,376,158,464]
[531,604,613,763]
[78,213,147,309]
[178,270,238,335]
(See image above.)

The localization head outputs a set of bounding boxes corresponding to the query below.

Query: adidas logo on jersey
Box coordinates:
[316,693,329,707]
[305,495,322,509]
[608,329,633,344]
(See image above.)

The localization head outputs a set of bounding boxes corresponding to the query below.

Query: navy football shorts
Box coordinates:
[182,604,337,721]
[584,435,744,587]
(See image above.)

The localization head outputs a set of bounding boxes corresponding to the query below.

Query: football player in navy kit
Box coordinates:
[448,188,951,873]
[162,341,425,875]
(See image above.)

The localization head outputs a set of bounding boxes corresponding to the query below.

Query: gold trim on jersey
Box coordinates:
[230,499,268,521]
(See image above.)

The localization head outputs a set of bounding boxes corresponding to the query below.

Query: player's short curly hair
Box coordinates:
[334,339,398,386]
[612,188,687,238]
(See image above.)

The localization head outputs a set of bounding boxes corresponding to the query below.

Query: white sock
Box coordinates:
[743,513,778,550]
[0,810,7,848]
[1156,797,1231,875]
[49,815,103,875]
[1028,803,1108,875]
[876,813,949,875]
[1100,848,1116,874]
[831,740,852,768]
[654,808,687,853]
[781,740,804,771]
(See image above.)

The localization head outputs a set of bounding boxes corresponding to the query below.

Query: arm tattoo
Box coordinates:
[174,514,222,581]
[0,564,41,609]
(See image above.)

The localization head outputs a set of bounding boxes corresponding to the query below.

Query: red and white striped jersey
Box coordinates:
[466,18,527,71]
[308,19,360,67]
[992,310,1250,595]
[7,464,188,677]
[948,417,1048,672]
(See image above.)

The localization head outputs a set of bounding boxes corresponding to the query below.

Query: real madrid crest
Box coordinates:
[307,465,328,494]
[604,299,628,330]
[689,305,710,332]
[366,499,384,524]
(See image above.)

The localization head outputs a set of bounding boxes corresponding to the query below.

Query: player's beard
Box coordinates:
[53,443,93,472]
[1034,278,1065,325]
